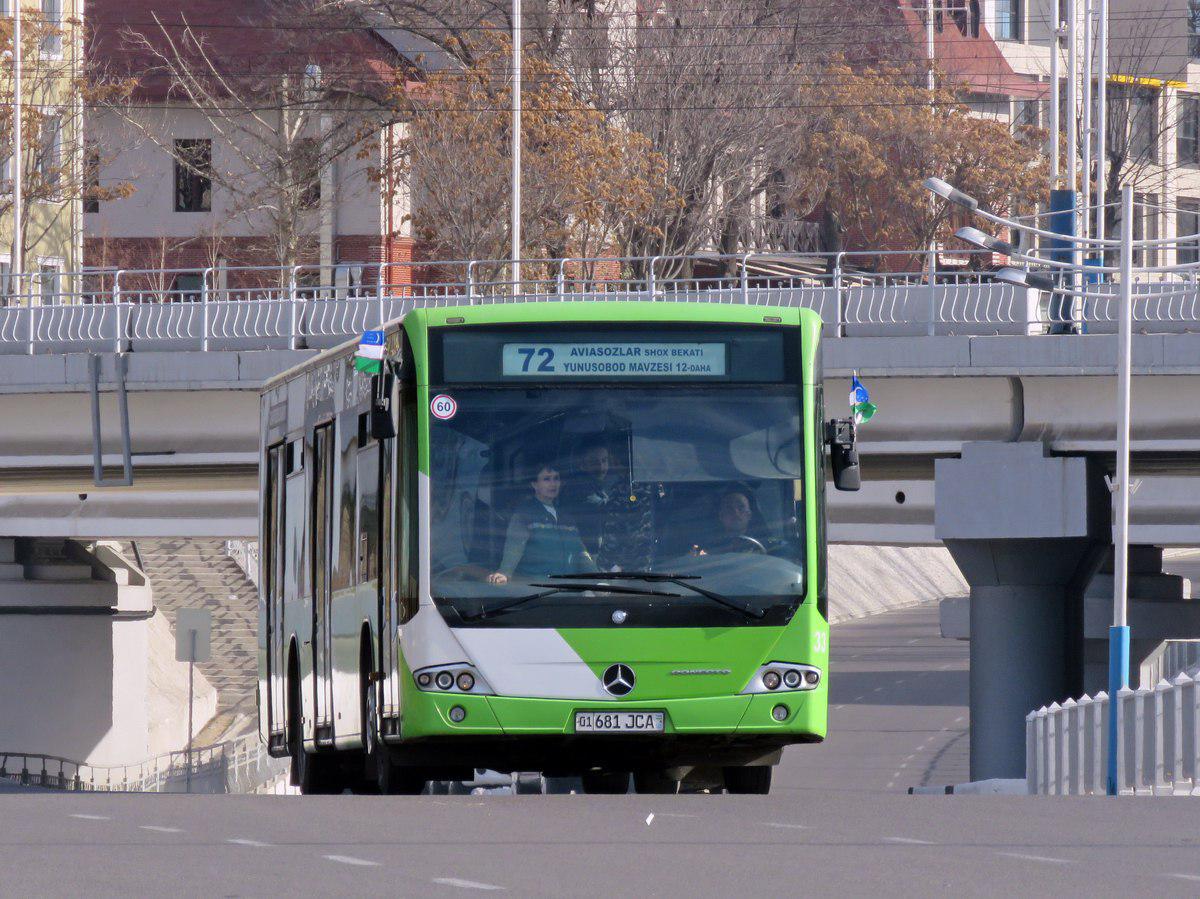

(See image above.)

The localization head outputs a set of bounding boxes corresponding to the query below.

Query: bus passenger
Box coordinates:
[487,461,595,585]
[561,439,619,557]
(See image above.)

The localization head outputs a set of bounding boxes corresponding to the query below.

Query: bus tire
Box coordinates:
[290,708,340,794]
[723,765,772,795]
[633,770,678,794]
[581,771,630,794]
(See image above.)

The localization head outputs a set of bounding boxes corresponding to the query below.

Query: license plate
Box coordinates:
[574,710,665,733]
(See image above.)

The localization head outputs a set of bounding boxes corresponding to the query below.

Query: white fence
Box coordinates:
[1,253,1199,354]
[1026,670,1200,795]
[0,732,289,794]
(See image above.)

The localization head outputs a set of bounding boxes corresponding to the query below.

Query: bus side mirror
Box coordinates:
[825,419,861,492]
[370,400,396,440]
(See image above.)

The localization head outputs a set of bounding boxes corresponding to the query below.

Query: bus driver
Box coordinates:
[487,460,595,585]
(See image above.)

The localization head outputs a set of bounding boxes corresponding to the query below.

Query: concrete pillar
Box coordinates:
[936,442,1108,780]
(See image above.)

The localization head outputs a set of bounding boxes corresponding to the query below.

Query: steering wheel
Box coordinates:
[728,535,767,554]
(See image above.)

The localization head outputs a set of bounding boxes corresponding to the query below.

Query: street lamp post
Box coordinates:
[1107,184,1134,795]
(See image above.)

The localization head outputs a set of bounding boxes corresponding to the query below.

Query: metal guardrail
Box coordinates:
[1025,668,1200,795]
[0,732,288,793]
[0,252,1198,355]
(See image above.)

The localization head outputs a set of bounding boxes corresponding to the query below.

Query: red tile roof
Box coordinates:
[87,0,403,102]
[896,2,1047,99]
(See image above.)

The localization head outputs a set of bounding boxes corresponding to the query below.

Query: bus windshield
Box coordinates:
[430,384,807,627]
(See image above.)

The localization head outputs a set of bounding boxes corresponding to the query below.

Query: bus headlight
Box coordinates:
[413,664,493,695]
[742,663,822,694]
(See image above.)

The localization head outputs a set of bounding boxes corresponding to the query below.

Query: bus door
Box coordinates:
[278,439,305,737]
[264,442,285,737]
[379,423,400,720]
[356,435,382,704]
[312,423,335,732]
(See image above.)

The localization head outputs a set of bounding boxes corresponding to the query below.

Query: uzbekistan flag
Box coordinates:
[355,329,386,374]
[850,373,876,424]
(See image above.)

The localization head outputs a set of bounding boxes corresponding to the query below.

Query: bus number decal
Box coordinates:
[813,631,827,654]
[430,394,458,420]
[516,347,556,373]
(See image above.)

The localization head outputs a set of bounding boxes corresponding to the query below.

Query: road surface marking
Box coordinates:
[227,838,272,847]
[1167,874,1200,883]
[432,878,504,891]
[998,853,1072,865]
[69,814,110,820]
[907,639,919,644]
[323,855,380,867]
[763,822,809,830]
[883,837,934,845]
[645,813,654,825]
[139,825,183,833]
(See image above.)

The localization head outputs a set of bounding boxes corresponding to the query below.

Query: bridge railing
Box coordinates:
[2,252,1199,354]
[1025,666,1200,796]
[0,732,289,794]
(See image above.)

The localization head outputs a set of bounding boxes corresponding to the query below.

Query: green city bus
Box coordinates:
[258,302,858,794]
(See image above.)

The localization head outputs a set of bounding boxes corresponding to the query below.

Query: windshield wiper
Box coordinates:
[459,582,682,622]
[548,571,765,620]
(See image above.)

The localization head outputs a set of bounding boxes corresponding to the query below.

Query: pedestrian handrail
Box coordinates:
[1025,668,1200,795]
[0,731,288,794]
[3,252,1200,355]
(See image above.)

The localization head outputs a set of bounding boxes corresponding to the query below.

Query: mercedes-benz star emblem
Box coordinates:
[602,664,635,696]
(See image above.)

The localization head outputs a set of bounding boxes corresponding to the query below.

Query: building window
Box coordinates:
[40,0,62,56]
[1133,193,1158,267]
[1192,0,1200,58]
[1181,95,1200,166]
[1012,99,1038,131]
[174,139,212,212]
[35,114,61,187]
[296,138,321,211]
[84,143,100,213]
[995,0,1021,41]
[966,93,1009,120]
[1129,87,1159,163]
[1178,199,1200,266]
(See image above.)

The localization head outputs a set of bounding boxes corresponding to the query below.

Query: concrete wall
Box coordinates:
[0,540,215,766]
[828,545,967,624]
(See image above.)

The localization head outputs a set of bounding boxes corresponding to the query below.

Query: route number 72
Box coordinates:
[517,347,556,373]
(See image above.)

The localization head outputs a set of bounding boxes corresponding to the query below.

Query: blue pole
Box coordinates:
[1047,189,1077,334]
[1106,624,1130,795]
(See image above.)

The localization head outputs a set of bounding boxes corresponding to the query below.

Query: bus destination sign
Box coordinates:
[501,342,726,378]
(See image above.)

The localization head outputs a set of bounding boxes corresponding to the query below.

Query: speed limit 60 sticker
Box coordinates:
[430,394,458,420]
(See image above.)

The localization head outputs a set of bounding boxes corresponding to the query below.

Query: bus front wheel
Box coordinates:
[723,765,772,795]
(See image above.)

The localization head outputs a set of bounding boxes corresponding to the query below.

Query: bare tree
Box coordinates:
[96,0,398,280]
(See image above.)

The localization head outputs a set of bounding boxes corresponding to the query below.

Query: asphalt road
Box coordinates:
[4,604,1200,898]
